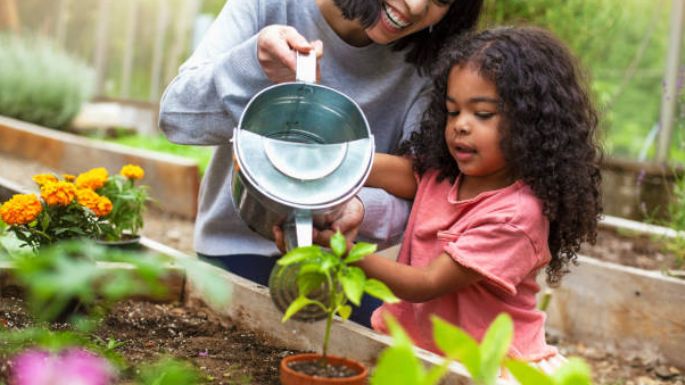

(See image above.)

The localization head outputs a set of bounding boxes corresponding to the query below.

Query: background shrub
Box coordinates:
[0,33,95,130]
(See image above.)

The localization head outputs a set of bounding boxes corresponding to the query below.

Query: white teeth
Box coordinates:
[383,3,410,28]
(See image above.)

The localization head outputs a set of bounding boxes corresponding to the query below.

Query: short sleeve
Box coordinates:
[442,221,542,295]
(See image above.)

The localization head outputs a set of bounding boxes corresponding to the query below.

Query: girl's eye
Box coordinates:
[476,112,495,119]
[447,110,459,117]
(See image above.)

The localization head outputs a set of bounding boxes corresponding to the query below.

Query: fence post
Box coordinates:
[121,0,139,98]
[0,0,19,32]
[93,0,112,97]
[150,0,170,101]
[55,0,71,47]
[163,0,200,89]
[655,0,685,163]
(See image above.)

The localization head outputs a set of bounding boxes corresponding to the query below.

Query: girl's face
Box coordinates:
[365,1,451,44]
[444,65,511,187]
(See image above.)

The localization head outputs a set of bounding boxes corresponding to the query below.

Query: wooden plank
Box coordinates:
[120,0,139,99]
[0,115,200,218]
[544,255,685,368]
[149,0,170,101]
[183,261,482,384]
[93,0,112,97]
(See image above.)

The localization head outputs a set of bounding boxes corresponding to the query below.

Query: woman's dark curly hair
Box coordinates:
[401,26,603,286]
[332,0,483,73]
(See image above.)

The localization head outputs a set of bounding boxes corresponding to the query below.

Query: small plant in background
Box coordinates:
[372,313,594,385]
[0,33,94,130]
[0,164,149,250]
[278,231,398,357]
[661,171,685,269]
[0,174,109,250]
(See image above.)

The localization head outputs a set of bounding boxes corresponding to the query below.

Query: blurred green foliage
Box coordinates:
[0,33,94,129]
[104,134,213,175]
[480,0,684,161]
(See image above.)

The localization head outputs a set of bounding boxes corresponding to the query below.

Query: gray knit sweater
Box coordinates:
[159,0,430,256]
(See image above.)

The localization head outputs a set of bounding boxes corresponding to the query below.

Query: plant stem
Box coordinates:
[322,310,333,358]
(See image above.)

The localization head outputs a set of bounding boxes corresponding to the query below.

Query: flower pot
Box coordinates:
[95,234,142,250]
[279,353,368,385]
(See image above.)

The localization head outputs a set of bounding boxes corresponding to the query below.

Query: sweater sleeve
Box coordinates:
[159,0,272,145]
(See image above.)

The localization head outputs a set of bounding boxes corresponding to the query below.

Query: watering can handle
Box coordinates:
[296,51,317,84]
[284,210,313,250]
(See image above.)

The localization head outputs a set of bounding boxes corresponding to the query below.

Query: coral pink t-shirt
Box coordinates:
[371,169,557,361]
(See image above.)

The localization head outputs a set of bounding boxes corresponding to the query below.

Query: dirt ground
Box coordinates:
[0,152,684,384]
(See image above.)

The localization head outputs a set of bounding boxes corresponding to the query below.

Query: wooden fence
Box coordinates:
[0,0,208,102]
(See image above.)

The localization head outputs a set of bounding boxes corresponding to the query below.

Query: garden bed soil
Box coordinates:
[0,292,291,385]
[0,291,682,385]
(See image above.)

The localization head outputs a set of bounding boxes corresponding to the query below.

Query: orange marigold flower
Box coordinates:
[76,188,112,217]
[95,196,113,217]
[0,194,42,225]
[120,164,144,180]
[41,181,77,206]
[32,173,58,186]
[63,174,76,182]
[75,168,109,190]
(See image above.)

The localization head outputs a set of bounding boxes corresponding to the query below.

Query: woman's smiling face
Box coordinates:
[365,0,451,44]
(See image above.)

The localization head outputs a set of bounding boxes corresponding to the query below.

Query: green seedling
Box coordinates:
[278,231,398,357]
[372,313,595,385]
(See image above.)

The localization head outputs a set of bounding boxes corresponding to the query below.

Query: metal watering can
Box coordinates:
[230,52,374,321]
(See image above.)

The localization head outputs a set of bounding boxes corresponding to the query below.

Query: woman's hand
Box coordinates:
[257,25,323,83]
[313,197,364,250]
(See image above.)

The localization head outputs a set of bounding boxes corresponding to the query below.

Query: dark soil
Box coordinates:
[0,291,293,385]
[581,227,683,272]
[287,360,359,378]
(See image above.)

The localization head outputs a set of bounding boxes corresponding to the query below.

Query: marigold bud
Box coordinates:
[120,164,144,180]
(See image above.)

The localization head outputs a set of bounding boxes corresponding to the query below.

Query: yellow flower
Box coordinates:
[41,181,77,206]
[120,164,144,180]
[76,188,112,217]
[63,174,76,182]
[75,168,109,190]
[32,173,58,186]
[0,193,42,225]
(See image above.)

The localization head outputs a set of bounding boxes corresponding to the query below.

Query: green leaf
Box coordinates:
[480,313,514,385]
[371,345,424,385]
[330,231,346,257]
[364,278,399,303]
[277,246,320,266]
[337,304,352,320]
[505,359,555,385]
[432,316,481,379]
[297,271,326,297]
[553,357,593,385]
[384,314,413,347]
[344,242,377,264]
[339,267,365,306]
[281,296,316,322]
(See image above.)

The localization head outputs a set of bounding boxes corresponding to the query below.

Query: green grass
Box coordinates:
[105,134,213,175]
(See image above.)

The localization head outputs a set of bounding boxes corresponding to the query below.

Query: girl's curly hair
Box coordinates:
[401,26,603,286]
[332,0,483,73]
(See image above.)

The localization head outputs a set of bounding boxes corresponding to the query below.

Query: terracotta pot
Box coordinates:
[280,353,368,385]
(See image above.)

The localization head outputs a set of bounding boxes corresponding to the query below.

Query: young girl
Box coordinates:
[361,26,602,371]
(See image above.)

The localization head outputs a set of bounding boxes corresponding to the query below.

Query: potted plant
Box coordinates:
[0,164,148,251]
[0,173,111,250]
[274,231,398,385]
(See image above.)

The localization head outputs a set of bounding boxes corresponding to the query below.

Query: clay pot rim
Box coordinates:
[280,352,368,382]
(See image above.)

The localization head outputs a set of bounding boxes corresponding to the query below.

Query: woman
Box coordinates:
[158,0,483,326]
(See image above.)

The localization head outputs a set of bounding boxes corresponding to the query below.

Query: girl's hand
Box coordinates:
[313,197,363,249]
[257,25,323,83]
